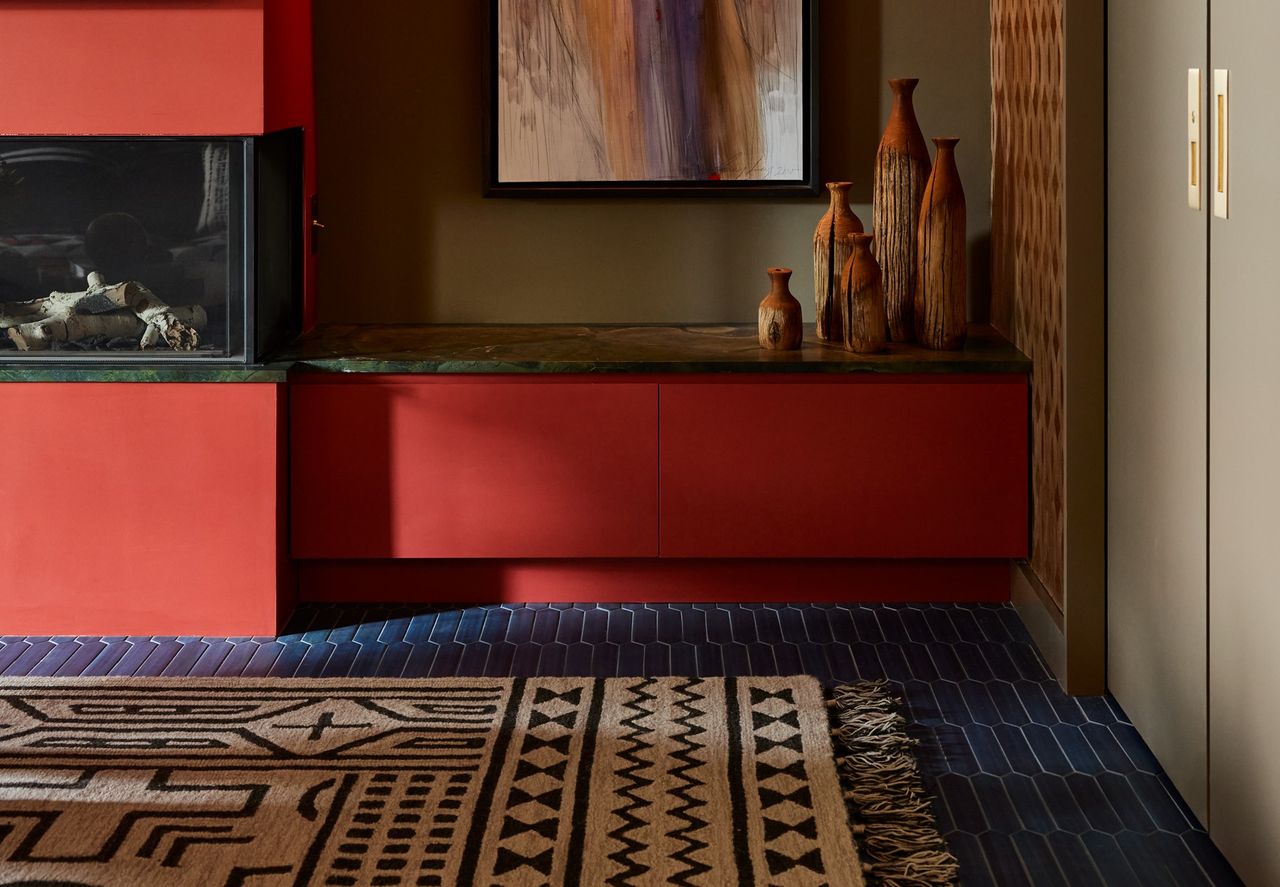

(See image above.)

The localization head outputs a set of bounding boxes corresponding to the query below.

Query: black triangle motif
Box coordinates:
[756,759,808,782]
[508,786,563,811]
[749,687,796,706]
[494,846,555,876]
[514,757,569,783]
[752,709,801,732]
[499,816,559,841]
[533,686,584,707]
[522,733,573,756]
[758,785,813,810]
[528,709,578,730]
[763,816,818,842]
[754,733,804,755]
[765,847,825,876]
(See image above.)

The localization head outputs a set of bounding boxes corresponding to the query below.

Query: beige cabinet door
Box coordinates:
[1107,0,1210,823]
[1209,1,1280,882]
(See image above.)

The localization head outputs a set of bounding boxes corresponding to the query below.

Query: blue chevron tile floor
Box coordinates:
[0,603,1243,886]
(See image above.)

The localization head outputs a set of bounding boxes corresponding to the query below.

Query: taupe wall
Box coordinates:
[313,0,991,324]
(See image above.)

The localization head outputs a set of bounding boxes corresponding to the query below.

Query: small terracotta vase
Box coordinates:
[813,182,864,342]
[758,268,804,351]
[873,78,932,344]
[915,137,967,351]
[841,233,888,354]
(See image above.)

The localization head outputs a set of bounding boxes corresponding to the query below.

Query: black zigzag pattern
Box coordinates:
[665,678,713,886]
[604,678,658,886]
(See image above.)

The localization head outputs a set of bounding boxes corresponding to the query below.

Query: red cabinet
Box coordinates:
[658,377,1028,558]
[0,383,289,636]
[291,378,660,558]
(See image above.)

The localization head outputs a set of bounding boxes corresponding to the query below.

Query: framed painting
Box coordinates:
[486,0,818,197]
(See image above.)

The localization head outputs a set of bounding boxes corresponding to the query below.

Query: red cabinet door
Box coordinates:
[292,378,659,558]
[659,377,1028,558]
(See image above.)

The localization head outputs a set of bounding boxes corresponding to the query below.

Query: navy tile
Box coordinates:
[1010,831,1068,887]
[1064,773,1125,834]
[992,724,1043,776]
[971,774,1021,832]
[1032,774,1091,834]
[944,832,997,887]
[655,607,682,642]
[2,602,1240,887]
[977,830,1033,885]
[1002,773,1057,833]
[1045,832,1106,887]
[1126,772,1199,833]
[504,608,536,645]
[965,724,1014,776]
[1182,831,1247,886]
[630,608,658,645]
[1080,831,1147,886]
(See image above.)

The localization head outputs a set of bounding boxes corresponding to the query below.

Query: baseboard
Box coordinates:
[297,559,1014,604]
[1010,561,1067,684]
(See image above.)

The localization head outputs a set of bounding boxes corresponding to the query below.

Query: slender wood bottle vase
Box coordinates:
[841,233,889,354]
[873,78,932,343]
[915,137,968,350]
[812,182,864,342]
[758,268,804,351]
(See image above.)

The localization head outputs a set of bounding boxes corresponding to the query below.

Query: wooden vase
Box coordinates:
[915,137,967,351]
[758,268,804,351]
[873,78,932,344]
[841,233,888,354]
[812,181,864,342]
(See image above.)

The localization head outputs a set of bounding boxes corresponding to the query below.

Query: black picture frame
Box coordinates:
[484,0,819,198]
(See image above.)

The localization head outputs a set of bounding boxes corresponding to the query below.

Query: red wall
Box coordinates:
[0,2,267,136]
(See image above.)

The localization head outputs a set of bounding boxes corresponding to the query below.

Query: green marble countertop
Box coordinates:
[280,322,1030,375]
[0,363,289,383]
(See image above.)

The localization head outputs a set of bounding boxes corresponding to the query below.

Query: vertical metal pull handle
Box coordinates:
[1189,69,1202,210]
[1213,69,1229,219]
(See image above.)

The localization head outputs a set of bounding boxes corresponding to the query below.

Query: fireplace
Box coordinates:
[0,133,302,363]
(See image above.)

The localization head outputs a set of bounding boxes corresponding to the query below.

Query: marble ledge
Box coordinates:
[280,322,1030,376]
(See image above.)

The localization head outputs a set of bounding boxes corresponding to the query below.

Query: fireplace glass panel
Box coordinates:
[0,138,247,361]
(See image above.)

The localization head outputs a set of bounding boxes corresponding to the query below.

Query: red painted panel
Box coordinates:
[660,376,1029,558]
[298,559,1011,604]
[263,0,319,327]
[292,380,660,558]
[0,384,286,636]
[0,3,267,136]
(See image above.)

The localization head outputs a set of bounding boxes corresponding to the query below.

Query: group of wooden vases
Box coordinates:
[758,78,968,354]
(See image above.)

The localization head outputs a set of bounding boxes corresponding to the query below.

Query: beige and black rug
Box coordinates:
[0,677,955,886]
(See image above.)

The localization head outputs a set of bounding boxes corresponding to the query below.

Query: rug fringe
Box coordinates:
[828,681,960,887]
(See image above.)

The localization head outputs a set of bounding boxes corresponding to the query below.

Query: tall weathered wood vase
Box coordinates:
[841,233,888,354]
[915,137,967,351]
[812,181,864,342]
[758,268,804,351]
[873,78,932,343]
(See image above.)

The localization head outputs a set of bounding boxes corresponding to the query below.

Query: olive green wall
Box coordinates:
[313,0,991,324]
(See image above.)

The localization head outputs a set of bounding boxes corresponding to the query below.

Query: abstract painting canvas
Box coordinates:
[488,0,816,196]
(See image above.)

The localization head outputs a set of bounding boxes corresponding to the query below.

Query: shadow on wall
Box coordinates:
[314,0,990,325]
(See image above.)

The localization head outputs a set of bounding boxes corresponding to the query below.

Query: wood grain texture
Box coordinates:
[757,268,805,350]
[873,79,932,343]
[991,0,1066,605]
[813,182,864,341]
[841,233,888,354]
[915,138,968,350]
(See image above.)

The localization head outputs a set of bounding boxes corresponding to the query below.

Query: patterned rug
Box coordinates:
[0,677,955,886]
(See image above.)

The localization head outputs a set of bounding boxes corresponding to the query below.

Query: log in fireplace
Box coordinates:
[0,134,302,363]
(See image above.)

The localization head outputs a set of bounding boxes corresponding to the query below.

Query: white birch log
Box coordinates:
[0,273,128,329]
[104,281,202,351]
[8,306,207,352]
